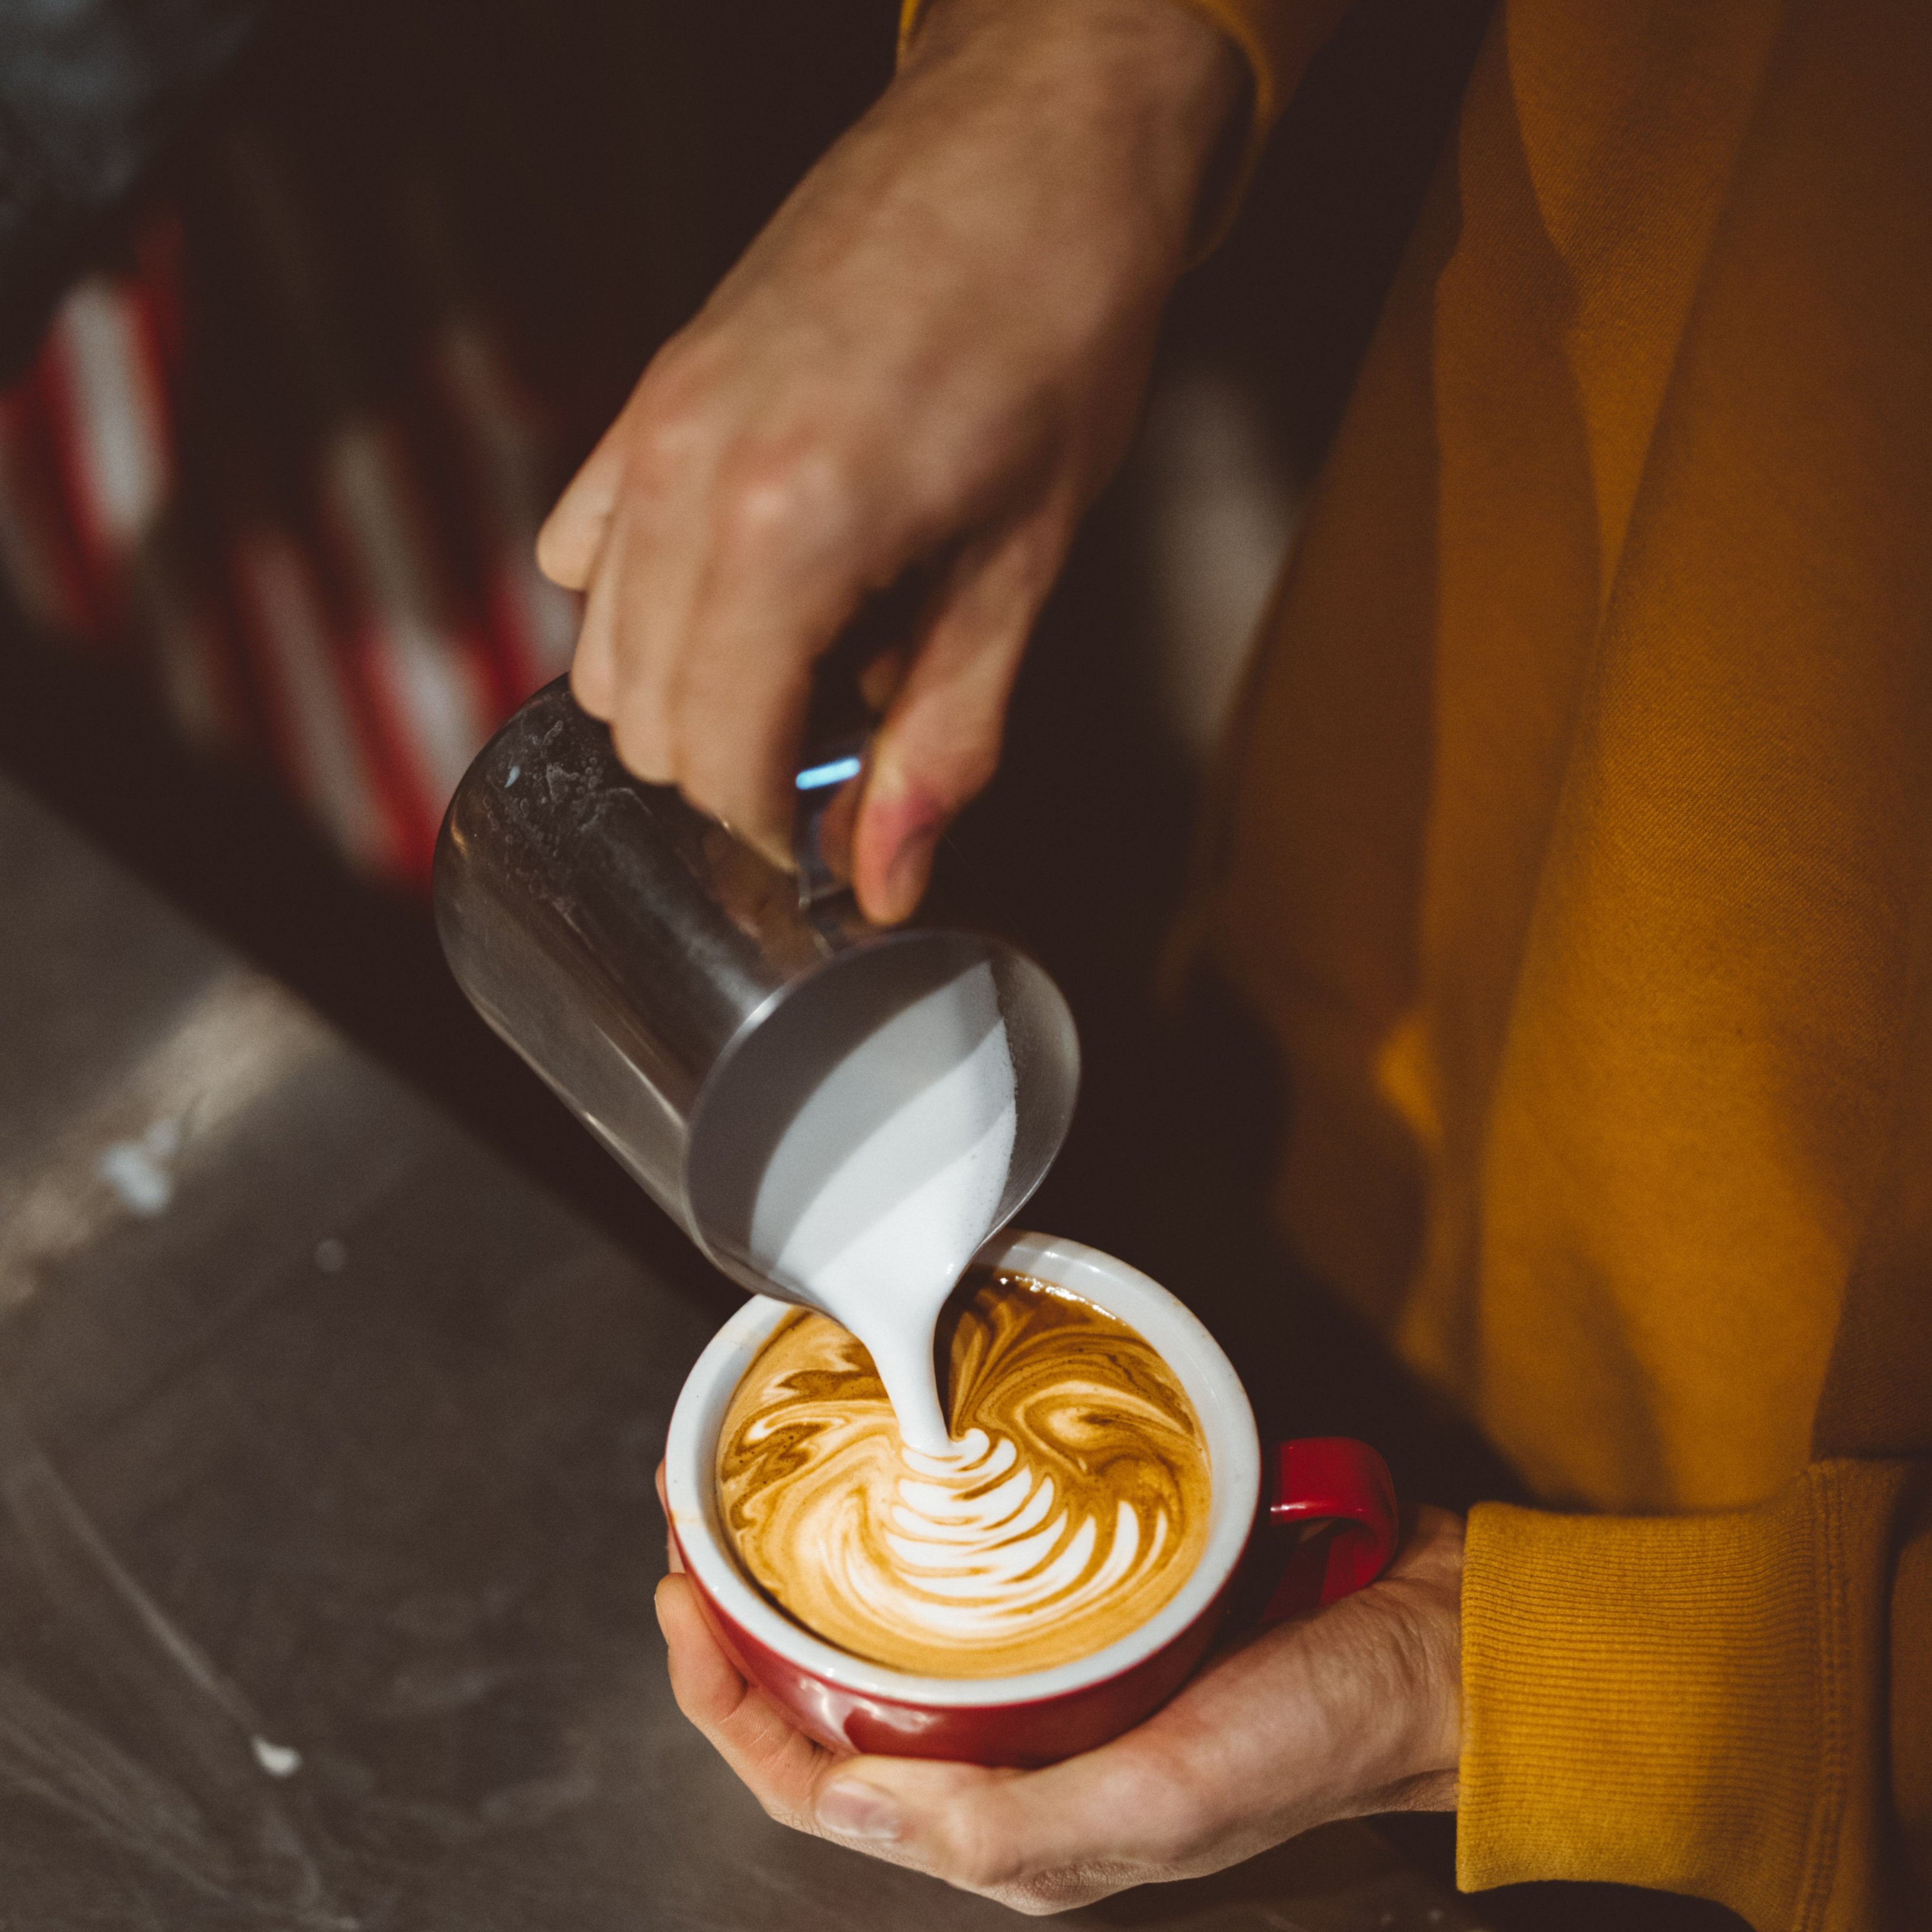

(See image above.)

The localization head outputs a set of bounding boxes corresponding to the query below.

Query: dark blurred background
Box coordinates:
[0,0,1488,1338]
[0,5,1743,1923]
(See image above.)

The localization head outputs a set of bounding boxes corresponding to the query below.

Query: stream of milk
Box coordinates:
[749,964,1017,1454]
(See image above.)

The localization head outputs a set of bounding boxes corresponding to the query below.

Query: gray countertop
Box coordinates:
[0,773,1490,1931]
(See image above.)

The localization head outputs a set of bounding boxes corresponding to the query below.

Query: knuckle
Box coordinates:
[617,366,719,495]
[635,401,712,479]
[715,445,844,556]
[717,467,799,550]
[620,416,710,513]
[942,1812,1033,1896]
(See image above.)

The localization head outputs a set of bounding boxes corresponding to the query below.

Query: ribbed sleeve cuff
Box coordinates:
[1460,1462,1920,1930]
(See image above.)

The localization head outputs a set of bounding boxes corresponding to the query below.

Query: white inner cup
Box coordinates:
[663,1228,1261,1708]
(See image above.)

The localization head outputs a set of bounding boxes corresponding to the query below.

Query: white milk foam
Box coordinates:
[750,964,1017,1454]
[880,1428,1160,1637]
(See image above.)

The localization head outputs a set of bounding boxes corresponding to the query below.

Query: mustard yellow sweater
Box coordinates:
[897,0,1930,1918]
[900,0,1932,1916]
[1170,1,1932,1924]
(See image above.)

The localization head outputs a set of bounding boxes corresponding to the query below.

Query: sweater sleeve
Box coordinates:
[1460,1460,1932,1930]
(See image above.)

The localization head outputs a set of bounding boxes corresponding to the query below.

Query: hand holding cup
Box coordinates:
[656,1231,1461,1911]
[656,1492,1463,1914]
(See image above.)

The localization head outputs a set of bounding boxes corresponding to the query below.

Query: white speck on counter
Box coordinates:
[251,1736,302,1778]
[504,764,521,787]
[99,1118,183,1215]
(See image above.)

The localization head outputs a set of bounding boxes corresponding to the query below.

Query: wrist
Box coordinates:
[900,0,1244,268]
[1362,1506,1465,1812]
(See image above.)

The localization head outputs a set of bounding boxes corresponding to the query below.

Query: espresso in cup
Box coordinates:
[716,1270,1212,1678]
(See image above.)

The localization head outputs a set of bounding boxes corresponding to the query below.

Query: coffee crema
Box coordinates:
[716,1270,1212,1677]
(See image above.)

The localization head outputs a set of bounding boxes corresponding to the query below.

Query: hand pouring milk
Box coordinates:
[433,678,1077,1454]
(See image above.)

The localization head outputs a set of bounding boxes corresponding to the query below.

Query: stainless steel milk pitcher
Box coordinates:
[433,679,1080,1306]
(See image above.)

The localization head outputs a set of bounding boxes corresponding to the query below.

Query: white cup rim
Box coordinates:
[662,1228,1261,1707]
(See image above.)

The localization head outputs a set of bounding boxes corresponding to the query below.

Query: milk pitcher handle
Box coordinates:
[1258,1438,1399,1625]
[788,569,941,908]
[793,732,869,908]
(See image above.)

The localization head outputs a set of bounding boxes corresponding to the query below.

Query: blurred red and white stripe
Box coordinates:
[0,381,95,639]
[4,227,248,755]
[0,149,583,891]
[228,520,404,875]
[428,317,579,704]
[45,275,172,572]
[318,416,495,880]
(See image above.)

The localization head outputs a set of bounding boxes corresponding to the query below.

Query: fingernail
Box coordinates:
[816,1778,902,1842]
[881,825,941,923]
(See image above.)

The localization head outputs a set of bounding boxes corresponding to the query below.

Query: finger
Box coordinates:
[568,520,627,726]
[655,1574,836,1828]
[853,519,1061,922]
[574,511,689,785]
[858,643,908,714]
[809,1601,1335,1905]
[652,1460,684,1574]
[674,603,820,870]
[594,455,721,785]
[598,510,694,787]
[813,1737,1187,1909]
[564,358,721,775]
[655,1574,747,1731]
[671,450,880,864]
[539,421,627,591]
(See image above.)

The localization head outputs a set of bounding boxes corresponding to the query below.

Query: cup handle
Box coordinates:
[1258,1437,1399,1627]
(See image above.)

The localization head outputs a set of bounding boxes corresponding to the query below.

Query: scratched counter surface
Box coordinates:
[0,772,1492,1932]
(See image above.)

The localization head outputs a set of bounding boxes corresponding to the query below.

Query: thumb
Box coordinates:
[813,1757,1028,1876]
[813,1744,1168,1904]
[852,524,1056,923]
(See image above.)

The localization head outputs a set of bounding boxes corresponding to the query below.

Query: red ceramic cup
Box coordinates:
[664,1229,1398,1768]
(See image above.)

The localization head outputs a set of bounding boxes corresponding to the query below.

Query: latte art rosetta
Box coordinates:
[716,1273,1212,1677]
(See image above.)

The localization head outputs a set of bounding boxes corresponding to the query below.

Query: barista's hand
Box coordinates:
[538,0,1242,922]
[653,1500,1463,1914]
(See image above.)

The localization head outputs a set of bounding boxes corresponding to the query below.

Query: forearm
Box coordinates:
[897,0,1246,272]
[548,0,1261,918]
[901,0,1354,250]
